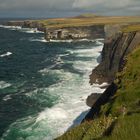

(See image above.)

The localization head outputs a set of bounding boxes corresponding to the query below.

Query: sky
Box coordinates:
[0,0,140,18]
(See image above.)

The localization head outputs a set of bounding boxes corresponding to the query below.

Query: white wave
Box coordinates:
[0,25,22,30]
[69,48,102,71]
[0,25,44,34]
[0,52,12,57]
[19,28,44,34]
[29,37,47,43]
[73,60,98,73]
[59,53,69,57]
[3,95,12,101]
[46,39,99,43]
[49,39,73,43]
[34,44,105,139]
[0,81,11,89]
[33,74,105,139]
[99,82,110,87]
[95,40,104,45]
[96,38,104,41]
[29,37,104,44]
[76,38,97,42]
[73,47,101,55]
[49,38,104,43]
[39,69,74,82]
[2,42,105,140]
[39,68,49,74]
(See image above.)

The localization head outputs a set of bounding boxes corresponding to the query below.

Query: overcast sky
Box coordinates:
[0,0,140,18]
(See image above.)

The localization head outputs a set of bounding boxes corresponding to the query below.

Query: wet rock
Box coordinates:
[86,93,101,107]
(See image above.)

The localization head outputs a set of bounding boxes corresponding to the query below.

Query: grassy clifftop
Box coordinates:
[122,24,140,32]
[56,45,140,140]
[35,16,140,28]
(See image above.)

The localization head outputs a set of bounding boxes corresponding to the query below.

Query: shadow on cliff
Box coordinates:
[83,83,117,121]
[67,110,90,130]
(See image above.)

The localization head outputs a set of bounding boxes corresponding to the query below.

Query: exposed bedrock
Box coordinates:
[90,30,140,85]
[44,25,105,40]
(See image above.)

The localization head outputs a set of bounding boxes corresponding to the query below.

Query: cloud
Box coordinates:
[0,0,139,17]
[72,0,140,15]
[0,0,74,11]
[73,0,132,9]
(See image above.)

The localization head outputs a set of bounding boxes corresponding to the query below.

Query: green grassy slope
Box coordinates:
[56,45,140,140]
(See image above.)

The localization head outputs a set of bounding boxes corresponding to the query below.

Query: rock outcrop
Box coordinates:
[44,25,105,41]
[86,93,101,107]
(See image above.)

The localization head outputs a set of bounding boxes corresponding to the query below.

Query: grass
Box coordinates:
[55,116,114,140]
[31,16,140,28]
[56,45,140,140]
[122,24,140,32]
[101,114,140,140]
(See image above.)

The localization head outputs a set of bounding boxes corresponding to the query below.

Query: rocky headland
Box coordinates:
[5,16,140,41]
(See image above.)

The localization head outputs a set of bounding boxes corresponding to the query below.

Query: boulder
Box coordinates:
[86,93,101,107]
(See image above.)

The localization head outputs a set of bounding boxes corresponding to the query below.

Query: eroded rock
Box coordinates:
[86,93,101,107]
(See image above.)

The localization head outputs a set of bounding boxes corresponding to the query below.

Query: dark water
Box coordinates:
[0,26,104,140]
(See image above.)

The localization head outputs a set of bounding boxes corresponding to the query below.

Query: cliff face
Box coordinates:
[90,30,140,84]
[44,25,105,40]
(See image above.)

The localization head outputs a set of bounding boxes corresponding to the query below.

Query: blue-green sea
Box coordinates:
[0,24,104,140]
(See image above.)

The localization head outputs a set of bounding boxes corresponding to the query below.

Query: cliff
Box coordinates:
[90,28,140,84]
[4,19,140,140]
[56,26,140,140]
[6,16,140,41]
[44,25,105,41]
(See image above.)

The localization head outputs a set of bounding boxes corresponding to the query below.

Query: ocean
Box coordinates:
[0,25,105,140]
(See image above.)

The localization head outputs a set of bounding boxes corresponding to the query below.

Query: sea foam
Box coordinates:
[2,40,105,140]
[0,81,11,89]
[0,52,12,57]
[0,25,43,34]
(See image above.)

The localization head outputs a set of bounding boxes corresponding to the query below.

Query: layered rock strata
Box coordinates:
[90,31,140,84]
[44,25,105,41]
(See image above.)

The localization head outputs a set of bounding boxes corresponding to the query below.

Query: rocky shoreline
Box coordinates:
[56,23,140,139]
[5,19,140,111]
[2,20,140,139]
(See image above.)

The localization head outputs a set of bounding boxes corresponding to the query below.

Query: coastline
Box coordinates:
[0,24,107,139]
[56,23,140,140]
[1,17,140,139]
